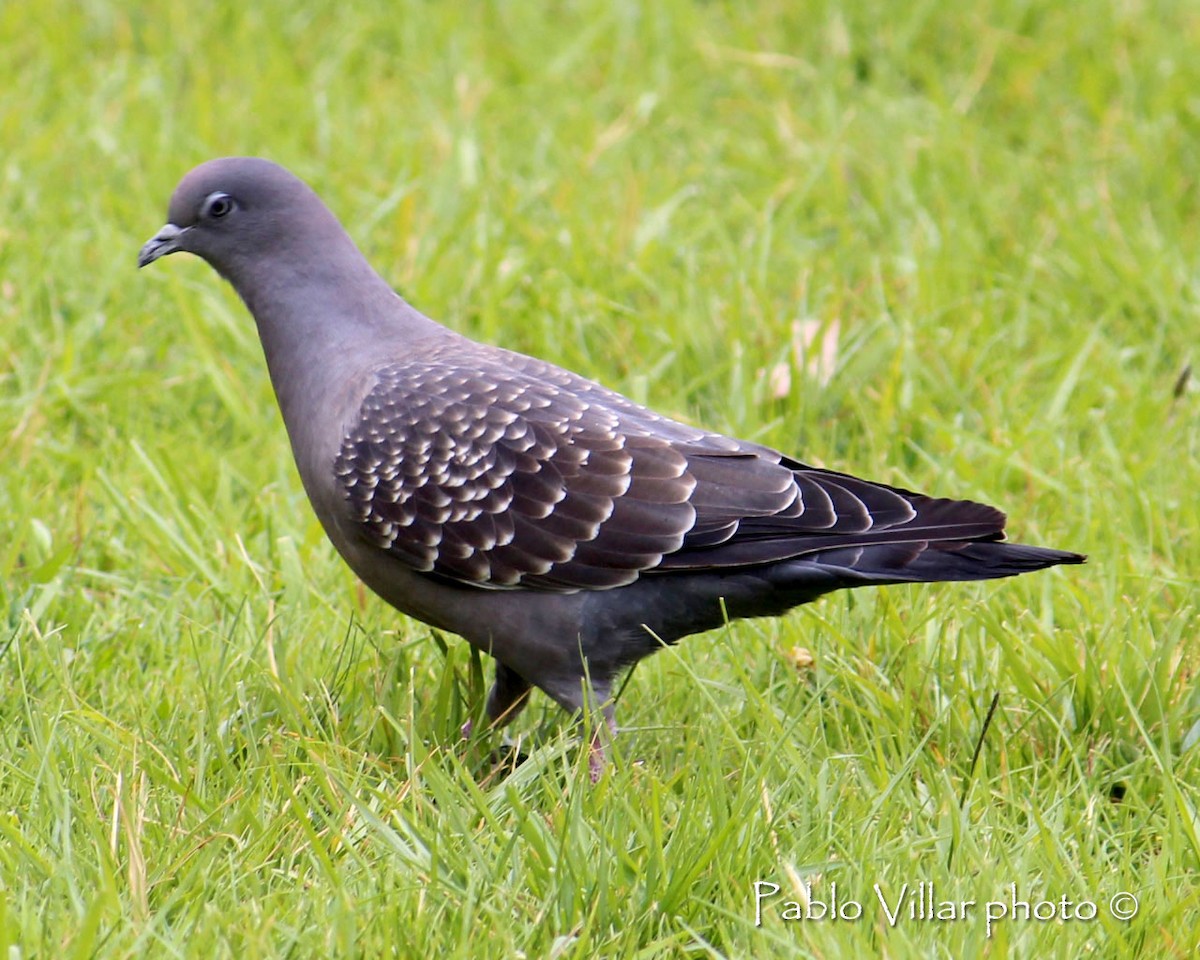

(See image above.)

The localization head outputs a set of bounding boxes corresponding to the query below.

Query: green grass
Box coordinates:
[2,0,1199,955]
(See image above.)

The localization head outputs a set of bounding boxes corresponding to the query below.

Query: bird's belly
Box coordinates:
[321,516,591,681]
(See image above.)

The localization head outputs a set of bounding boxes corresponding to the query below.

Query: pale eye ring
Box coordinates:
[202,192,236,220]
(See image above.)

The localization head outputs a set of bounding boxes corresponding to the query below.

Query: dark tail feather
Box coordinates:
[808,540,1086,585]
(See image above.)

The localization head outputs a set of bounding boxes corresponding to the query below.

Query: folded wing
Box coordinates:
[334,351,1064,593]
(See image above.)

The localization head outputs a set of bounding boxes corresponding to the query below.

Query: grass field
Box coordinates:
[3,0,1199,955]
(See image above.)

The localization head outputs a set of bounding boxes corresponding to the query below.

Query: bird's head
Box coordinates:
[138,157,340,281]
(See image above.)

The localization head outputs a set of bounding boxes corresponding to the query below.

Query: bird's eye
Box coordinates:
[202,192,236,220]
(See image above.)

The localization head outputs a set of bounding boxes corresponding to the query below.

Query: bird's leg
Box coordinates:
[486,662,533,727]
[586,702,618,784]
[563,673,618,783]
[460,662,532,739]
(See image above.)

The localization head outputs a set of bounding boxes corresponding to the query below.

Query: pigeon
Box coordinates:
[139,157,1084,778]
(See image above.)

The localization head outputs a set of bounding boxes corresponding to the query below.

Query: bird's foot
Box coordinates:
[587,735,607,783]
[585,708,618,783]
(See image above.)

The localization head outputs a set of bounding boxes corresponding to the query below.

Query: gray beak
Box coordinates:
[138,223,187,268]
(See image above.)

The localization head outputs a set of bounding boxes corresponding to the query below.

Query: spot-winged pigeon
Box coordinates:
[140,157,1084,777]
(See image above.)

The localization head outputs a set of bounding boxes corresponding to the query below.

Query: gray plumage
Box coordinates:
[140,157,1084,774]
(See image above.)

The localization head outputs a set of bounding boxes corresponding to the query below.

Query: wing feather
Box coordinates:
[334,348,1012,592]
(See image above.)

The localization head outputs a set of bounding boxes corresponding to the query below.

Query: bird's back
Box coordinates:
[327,332,1082,601]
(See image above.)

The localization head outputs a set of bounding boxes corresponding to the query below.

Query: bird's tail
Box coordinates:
[805,538,1086,585]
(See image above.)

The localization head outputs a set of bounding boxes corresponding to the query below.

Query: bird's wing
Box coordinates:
[334,353,1007,592]
[335,356,708,590]
[658,455,1006,571]
[492,349,1010,569]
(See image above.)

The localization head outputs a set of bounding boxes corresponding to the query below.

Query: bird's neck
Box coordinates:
[228,247,444,462]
